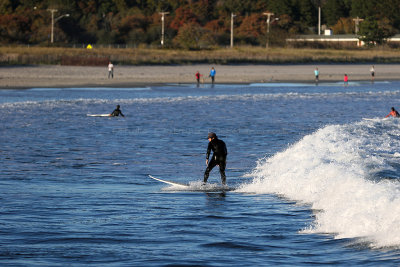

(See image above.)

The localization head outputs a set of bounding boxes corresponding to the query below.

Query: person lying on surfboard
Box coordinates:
[204,132,227,185]
[385,107,400,118]
[109,105,124,117]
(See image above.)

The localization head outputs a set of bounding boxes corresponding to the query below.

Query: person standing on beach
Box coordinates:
[209,67,216,84]
[108,61,114,79]
[109,105,124,117]
[385,107,400,118]
[204,132,227,185]
[370,65,375,82]
[314,67,320,84]
[344,74,348,86]
[195,71,203,85]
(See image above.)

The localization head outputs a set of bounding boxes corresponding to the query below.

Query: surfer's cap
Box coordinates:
[208,132,217,139]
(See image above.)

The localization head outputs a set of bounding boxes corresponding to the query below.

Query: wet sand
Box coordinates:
[0,64,399,89]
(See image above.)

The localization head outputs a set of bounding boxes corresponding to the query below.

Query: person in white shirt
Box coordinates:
[370,65,375,82]
[108,62,114,79]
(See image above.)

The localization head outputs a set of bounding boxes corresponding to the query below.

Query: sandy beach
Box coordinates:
[1,64,399,89]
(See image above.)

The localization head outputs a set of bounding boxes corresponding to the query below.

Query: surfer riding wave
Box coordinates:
[204,132,227,185]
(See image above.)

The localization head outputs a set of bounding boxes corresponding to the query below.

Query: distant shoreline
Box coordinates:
[1,63,399,89]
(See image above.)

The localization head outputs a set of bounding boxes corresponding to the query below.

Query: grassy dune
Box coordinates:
[2,46,400,65]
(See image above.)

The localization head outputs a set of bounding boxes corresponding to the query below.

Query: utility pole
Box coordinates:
[353,16,364,35]
[160,12,169,48]
[263,12,274,49]
[318,5,321,35]
[47,9,70,43]
[48,9,57,43]
[230,13,236,48]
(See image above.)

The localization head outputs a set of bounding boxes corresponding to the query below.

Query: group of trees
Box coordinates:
[1,0,400,48]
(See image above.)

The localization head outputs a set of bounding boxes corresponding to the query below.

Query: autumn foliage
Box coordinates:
[1,0,400,48]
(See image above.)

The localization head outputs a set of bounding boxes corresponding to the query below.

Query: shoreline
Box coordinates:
[1,63,399,89]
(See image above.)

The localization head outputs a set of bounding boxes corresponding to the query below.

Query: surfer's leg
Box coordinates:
[219,160,226,185]
[204,159,217,183]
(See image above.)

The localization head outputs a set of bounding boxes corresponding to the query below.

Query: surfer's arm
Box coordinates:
[223,142,227,156]
[206,143,212,164]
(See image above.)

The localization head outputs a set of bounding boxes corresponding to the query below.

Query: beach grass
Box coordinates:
[2,46,400,65]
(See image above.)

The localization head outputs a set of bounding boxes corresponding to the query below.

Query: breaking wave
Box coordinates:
[238,118,400,248]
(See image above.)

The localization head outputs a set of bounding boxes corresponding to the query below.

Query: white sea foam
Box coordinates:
[238,118,400,248]
[27,87,151,91]
[2,90,400,109]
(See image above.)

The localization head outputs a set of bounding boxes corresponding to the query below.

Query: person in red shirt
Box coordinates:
[344,74,348,86]
[385,107,400,118]
[195,71,202,85]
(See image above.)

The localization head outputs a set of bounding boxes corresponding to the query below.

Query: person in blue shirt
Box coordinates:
[209,67,216,84]
[314,67,319,83]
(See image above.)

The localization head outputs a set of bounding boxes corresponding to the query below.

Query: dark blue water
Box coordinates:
[1,81,400,266]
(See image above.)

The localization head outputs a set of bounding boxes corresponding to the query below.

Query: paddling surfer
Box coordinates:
[204,132,227,185]
[110,105,124,117]
[385,107,400,118]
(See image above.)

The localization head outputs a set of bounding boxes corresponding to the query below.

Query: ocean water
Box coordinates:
[1,80,400,266]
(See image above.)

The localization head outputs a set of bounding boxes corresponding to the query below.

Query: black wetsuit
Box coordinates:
[110,108,124,117]
[204,138,227,184]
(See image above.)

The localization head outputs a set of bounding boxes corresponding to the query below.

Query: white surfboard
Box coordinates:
[148,175,234,192]
[362,117,389,121]
[149,175,189,188]
[87,114,110,117]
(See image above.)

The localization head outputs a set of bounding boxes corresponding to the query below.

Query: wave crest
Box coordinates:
[239,119,400,248]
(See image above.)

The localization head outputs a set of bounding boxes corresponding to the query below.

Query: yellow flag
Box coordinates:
[86,44,93,49]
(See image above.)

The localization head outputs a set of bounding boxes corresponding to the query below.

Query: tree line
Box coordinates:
[1,0,399,48]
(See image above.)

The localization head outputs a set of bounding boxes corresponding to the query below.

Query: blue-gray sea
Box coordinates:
[1,80,400,266]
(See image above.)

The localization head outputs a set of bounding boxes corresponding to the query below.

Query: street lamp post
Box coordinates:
[318,5,321,35]
[160,12,169,48]
[353,16,364,35]
[48,9,70,43]
[230,13,236,48]
[263,12,278,49]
